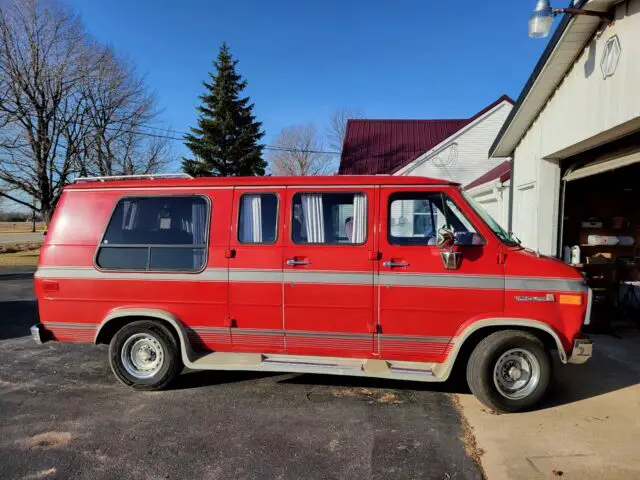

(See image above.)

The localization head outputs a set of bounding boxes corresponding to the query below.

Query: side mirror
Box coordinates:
[436,227,455,249]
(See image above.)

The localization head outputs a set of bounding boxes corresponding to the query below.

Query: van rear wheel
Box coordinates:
[109,320,182,390]
[466,330,551,413]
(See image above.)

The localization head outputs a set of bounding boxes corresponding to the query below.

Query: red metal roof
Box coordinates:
[65,175,458,190]
[339,95,514,175]
[465,160,512,190]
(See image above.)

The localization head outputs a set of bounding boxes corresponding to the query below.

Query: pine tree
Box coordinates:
[183,43,266,176]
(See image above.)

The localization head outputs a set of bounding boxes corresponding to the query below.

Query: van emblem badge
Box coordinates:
[514,294,555,302]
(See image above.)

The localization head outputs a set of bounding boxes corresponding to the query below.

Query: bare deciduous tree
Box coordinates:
[0,0,170,222]
[269,124,334,176]
[0,0,93,221]
[80,47,170,177]
[326,108,363,155]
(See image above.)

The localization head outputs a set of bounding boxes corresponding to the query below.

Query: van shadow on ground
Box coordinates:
[174,339,640,412]
[0,300,38,341]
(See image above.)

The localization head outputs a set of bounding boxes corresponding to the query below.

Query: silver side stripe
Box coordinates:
[35,266,586,293]
[189,327,450,343]
[230,269,282,283]
[380,335,450,343]
[505,277,586,293]
[35,267,228,282]
[285,271,372,285]
[378,272,504,290]
[44,322,96,329]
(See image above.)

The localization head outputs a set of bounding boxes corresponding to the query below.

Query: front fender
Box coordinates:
[434,317,568,381]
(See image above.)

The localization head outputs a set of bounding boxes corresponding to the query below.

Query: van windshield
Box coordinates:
[461,191,520,246]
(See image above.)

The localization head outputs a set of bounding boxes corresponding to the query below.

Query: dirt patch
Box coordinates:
[330,388,404,404]
[26,432,71,449]
[451,394,487,480]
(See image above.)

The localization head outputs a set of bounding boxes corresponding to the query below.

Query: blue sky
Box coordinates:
[65,0,560,166]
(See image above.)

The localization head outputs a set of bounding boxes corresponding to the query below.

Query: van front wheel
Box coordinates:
[466,330,551,413]
[109,320,182,390]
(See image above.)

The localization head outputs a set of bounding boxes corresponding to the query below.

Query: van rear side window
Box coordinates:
[97,196,209,271]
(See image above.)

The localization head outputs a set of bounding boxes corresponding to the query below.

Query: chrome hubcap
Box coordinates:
[121,333,164,379]
[493,348,540,400]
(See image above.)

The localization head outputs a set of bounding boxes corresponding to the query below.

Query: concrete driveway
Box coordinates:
[459,331,640,479]
[0,269,481,480]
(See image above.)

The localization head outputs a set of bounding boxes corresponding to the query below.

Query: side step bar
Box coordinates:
[189,351,439,382]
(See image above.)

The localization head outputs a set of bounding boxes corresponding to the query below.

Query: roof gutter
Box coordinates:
[489,0,606,158]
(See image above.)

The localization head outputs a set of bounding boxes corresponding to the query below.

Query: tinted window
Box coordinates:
[97,196,209,271]
[238,193,278,244]
[388,192,483,246]
[291,192,367,245]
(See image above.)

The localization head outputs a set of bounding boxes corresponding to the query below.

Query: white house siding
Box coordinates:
[467,181,511,230]
[394,101,513,186]
[511,0,640,255]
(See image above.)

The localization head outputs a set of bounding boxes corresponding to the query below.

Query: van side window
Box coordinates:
[388,192,483,246]
[238,193,278,244]
[97,196,209,271]
[291,192,367,245]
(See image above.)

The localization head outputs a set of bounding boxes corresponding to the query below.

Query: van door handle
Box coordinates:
[383,261,409,268]
[286,259,311,266]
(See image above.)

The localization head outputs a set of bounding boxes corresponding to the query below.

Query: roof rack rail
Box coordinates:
[73,173,194,183]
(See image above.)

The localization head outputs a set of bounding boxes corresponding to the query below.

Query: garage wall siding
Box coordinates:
[535,1,640,160]
[511,0,640,255]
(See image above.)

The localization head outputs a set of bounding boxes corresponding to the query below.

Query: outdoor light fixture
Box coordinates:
[528,0,614,39]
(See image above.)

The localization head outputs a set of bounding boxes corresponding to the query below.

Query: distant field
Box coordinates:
[0,221,46,233]
[0,242,40,266]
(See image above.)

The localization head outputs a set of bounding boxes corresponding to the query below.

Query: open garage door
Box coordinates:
[564,148,640,182]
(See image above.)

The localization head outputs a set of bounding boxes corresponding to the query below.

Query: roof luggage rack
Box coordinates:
[73,173,193,184]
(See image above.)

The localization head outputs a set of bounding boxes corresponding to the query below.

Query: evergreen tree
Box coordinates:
[183,43,266,176]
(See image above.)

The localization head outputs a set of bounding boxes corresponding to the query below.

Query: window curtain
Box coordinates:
[241,195,263,243]
[351,194,367,243]
[122,201,138,230]
[192,201,206,268]
[301,194,324,243]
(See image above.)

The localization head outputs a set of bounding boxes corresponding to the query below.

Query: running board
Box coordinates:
[188,352,439,382]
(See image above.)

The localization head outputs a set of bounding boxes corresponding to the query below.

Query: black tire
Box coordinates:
[109,320,182,390]
[466,330,551,413]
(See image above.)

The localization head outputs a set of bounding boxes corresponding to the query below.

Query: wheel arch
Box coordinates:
[438,318,566,381]
[95,308,195,367]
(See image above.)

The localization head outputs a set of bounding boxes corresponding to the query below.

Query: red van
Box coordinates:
[31,174,592,412]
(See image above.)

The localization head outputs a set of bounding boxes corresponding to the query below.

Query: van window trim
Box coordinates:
[387,191,485,247]
[93,193,211,274]
[289,190,370,246]
[235,191,280,245]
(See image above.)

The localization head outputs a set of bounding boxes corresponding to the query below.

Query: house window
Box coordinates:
[291,192,367,245]
[97,196,209,271]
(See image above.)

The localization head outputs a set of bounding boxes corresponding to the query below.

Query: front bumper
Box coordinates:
[567,338,593,364]
[30,324,50,344]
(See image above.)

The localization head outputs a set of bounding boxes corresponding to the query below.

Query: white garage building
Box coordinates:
[491,0,640,256]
